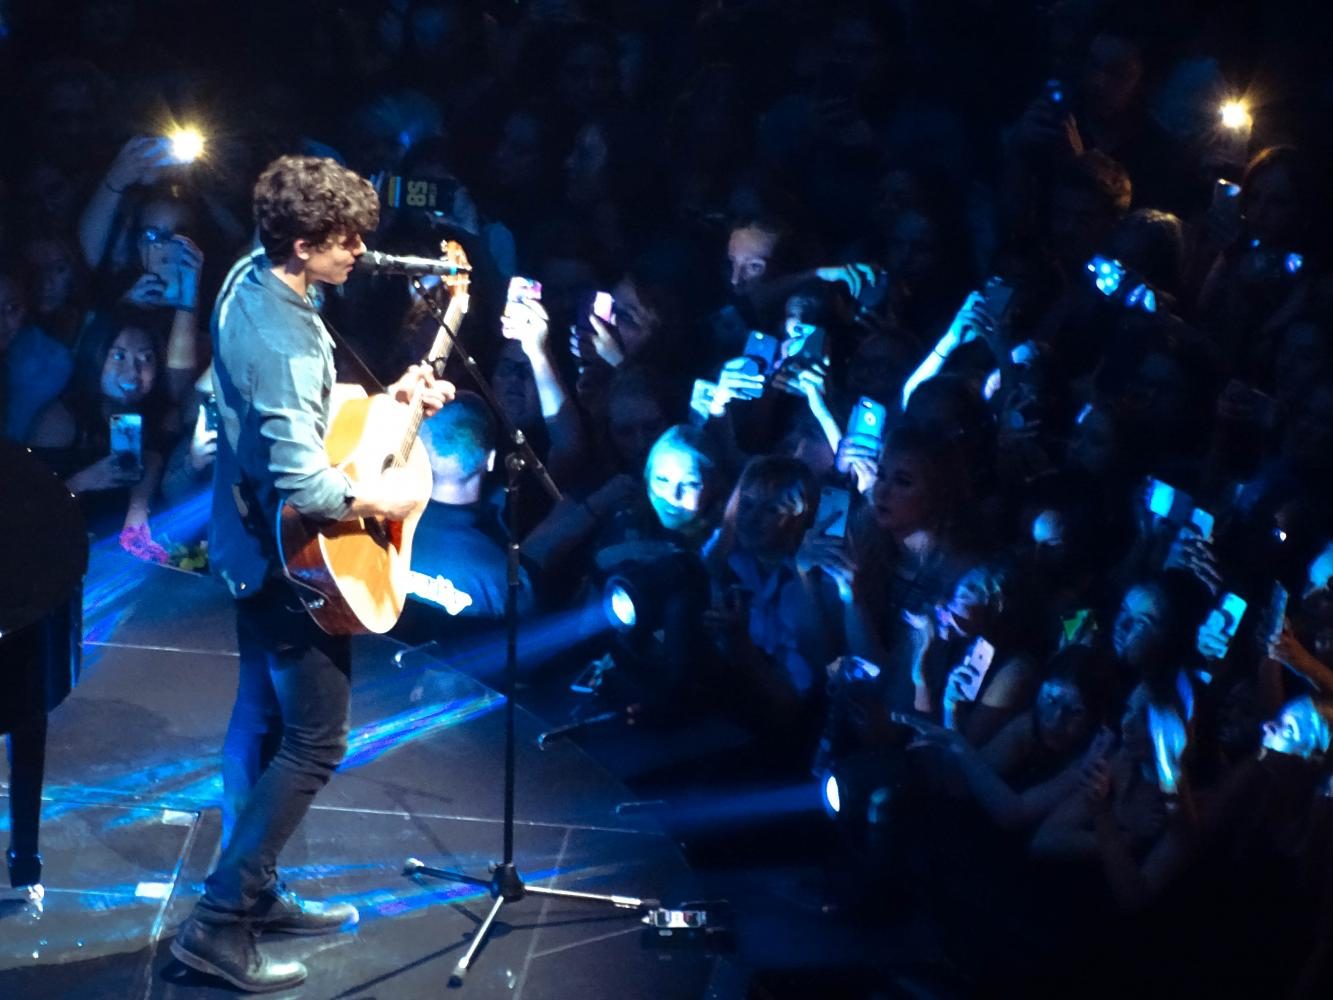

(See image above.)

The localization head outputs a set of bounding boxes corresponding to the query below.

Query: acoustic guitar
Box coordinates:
[277,241,470,635]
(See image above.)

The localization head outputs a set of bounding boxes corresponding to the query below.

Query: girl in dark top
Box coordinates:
[27,308,175,558]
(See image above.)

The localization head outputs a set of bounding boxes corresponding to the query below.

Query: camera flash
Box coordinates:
[168,126,205,164]
[1219,101,1252,131]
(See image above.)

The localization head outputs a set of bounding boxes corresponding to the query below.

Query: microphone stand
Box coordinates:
[399,277,654,987]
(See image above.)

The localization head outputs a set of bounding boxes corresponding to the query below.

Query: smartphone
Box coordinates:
[506,275,542,304]
[1146,478,1177,520]
[109,412,143,474]
[142,230,183,305]
[741,330,781,373]
[202,395,219,433]
[846,656,881,681]
[955,637,996,701]
[983,368,1002,401]
[981,276,1015,324]
[593,291,614,323]
[847,396,888,447]
[818,485,852,539]
[1189,507,1215,541]
[1209,592,1248,654]
[1087,255,1126,297]
[1044,78,1065,107]
[1147,702,1186,796]
[783,327,827,370]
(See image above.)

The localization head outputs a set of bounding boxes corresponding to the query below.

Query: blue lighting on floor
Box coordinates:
[339,694,503,770]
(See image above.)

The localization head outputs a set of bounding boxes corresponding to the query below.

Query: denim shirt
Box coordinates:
[208,248,354,598]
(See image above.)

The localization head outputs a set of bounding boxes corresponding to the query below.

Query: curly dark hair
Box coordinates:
[252,155,379,261]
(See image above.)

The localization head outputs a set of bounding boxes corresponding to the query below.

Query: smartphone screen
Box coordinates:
[593,291,614,322]
[818,485,852,539]
[506,275,542,304]
[1217,592,1247,644]
[109,413,143,473]
[1146,479,1176,520]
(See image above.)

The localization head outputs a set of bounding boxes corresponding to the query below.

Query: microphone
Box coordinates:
[358,250,471,277]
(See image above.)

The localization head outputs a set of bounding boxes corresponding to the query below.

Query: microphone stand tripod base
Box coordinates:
[403,858,653,986]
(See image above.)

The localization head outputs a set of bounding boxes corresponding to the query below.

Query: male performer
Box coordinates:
[171,155,452,992]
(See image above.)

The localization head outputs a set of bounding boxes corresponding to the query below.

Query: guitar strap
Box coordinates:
[317,308,390,396]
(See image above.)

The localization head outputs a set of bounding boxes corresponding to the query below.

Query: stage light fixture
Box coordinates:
[605,582,638,630]
[821,772,841,817]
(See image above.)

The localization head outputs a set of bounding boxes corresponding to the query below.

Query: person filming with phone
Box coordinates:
[25,308,172,562]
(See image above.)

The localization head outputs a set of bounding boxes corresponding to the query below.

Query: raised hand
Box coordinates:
[502,297,550,353]
[835,434,880,496]
[941,664,981,724]
[796,524,857,602]
[815,263,884,302]
[123,272,167,308]
[1164,525,1223,595]
[586,313,626,367]
[174,236,205,312]
[714,358,767,409]
[104,136,176,193]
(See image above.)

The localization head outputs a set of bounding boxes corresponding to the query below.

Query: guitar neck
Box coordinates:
[391,289,469,468]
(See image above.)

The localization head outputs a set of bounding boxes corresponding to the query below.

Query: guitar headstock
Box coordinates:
[439,240,471,299]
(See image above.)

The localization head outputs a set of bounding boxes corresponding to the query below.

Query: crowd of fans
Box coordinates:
[3,0,1333,992]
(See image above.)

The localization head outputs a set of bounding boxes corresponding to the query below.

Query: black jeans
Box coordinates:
[198,580,351,923]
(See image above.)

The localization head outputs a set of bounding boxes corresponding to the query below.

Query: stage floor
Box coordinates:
[0,551,727,999]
